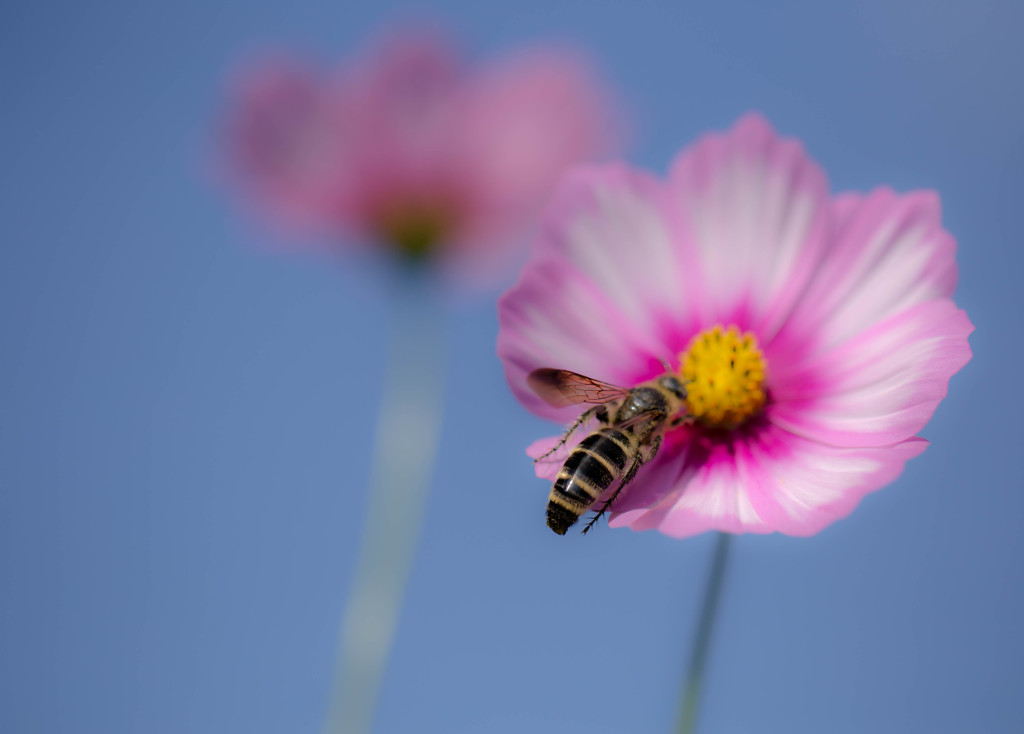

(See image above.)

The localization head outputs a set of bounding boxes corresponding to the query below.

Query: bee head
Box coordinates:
[658,375,687,401]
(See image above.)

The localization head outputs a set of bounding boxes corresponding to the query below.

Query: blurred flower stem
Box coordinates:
[323,269,446,734]
[676,532,732,734]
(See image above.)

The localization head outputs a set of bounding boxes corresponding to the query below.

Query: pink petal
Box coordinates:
[784,188,960,351]
[611,424,928,537]
[527,434,577,482]
[498,165,707,422]
[346,31,462,173]
[610,432,761,535]
[498,253,669,423]
[448,48,622,264]
[769,299,973,447]
[463,49,621,216]
[338,32,470,222]
[666,113,831,340]
[535,164,701,343]
[225,61,354,229]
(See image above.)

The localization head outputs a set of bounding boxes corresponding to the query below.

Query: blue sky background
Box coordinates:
[2,1,1022,732]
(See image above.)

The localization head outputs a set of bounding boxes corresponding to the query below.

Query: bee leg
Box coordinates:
[534,405,607,462]
[581,470,634,534]
[581,435,663,535]
[644,434,663,463]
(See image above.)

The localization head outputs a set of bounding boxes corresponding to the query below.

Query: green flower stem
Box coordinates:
[323,274,446,734]
[676,532,733,734]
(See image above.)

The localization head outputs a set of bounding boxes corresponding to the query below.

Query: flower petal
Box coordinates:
[769,299,972,447]
[464,49,620,217]
[527,434,569,482]
[346,31,462,178]
[499,255,667,422]
[537,164,701,342]
[225,62,353,227]
[784,188,960,351]
[336,32,474,226]
[666,113,830,339]
[610,425,928,537]
[498,166,692,421]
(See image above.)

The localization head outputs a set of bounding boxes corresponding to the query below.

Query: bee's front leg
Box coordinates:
[534,405,608,462]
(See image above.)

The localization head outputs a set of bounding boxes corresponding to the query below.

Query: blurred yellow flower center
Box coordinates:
[679,325,766,430]
[373,200,456,263]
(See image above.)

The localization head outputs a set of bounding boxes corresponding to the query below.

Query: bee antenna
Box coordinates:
[658,356,674,373]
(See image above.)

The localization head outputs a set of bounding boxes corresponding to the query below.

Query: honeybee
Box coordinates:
[528,368,690,535]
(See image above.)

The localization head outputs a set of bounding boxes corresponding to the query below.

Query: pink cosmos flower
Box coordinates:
[498,114,973,537]
[222,30,620,274]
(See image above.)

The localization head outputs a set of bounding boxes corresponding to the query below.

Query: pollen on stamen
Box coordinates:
[678,325,767,430]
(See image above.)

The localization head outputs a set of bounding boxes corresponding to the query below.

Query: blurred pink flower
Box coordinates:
[223,30,621,274]
[498,114,973,538]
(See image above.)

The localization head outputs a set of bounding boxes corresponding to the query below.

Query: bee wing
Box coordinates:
[527,368,630,408]
[616,412,662,432]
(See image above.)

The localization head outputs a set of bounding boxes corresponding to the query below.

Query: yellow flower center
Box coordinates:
[679,325,767,430]
[374,201,456,263]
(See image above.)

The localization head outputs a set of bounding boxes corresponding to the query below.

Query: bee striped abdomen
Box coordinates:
[547,428,632,535]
